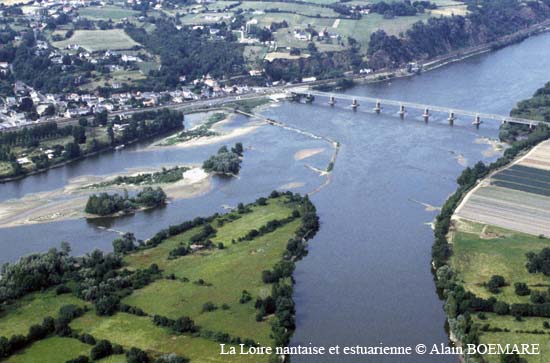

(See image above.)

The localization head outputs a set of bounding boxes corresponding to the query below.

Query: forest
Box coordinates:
[84,187,167,216]
[202,143,244,176]
[367,0,550,69]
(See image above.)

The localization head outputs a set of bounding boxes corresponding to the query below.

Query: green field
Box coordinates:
[473,314,550,363]
[451,220,550,303]
[6,337,91,363]
[0,289,89,337]
[237,1,339,17]
[123,198,298,345]
[0,161,14,178]
[78,5,139,20]
[70,311,259,363]
[53,29,140,52]
[451,220,550,362]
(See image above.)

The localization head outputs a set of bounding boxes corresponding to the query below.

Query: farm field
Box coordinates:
[450,220,550,303]
[455,140,550,236]
[235,1,340,18]
[52,29,140,52]
[0,289,90,337]
[450,221,550,362]
[77,6,139,20]
[6,337,92,363]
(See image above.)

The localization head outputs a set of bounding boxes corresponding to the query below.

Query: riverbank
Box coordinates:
[432,95,550,362]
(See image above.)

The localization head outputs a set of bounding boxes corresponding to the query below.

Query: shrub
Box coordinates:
[90,340,113,361]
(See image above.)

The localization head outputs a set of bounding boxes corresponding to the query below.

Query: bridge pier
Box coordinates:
[448,111,455,126]
[351,98,359,111]
[398,104,406,119]
[423,108,430,122]
[373,101,381,114]
[473,114,482,129]
[328,96,336,106]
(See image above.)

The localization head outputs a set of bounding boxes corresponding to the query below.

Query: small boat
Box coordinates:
[115,144,125,150]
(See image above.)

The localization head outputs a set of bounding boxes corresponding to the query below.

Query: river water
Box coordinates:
[3,32,550,363]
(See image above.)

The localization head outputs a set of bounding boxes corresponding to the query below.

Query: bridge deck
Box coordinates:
[299,90,539,126]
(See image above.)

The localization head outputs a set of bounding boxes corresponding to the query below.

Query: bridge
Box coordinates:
[291,89,540,128]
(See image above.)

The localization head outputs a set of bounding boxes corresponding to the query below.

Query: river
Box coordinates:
[3,31,550,363]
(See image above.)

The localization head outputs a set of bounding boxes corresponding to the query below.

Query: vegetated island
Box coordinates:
[202,143,244,176]
[85,186,167,217]
[86,166,190,189]
[433,83,550,363]
[0,191,319,363]
[160,112,226,146]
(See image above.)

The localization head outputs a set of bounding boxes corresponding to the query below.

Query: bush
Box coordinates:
[486,275,506,294]
[90,340,113,361]
[494,301,510,315]
[514,282,531,296]
[201,302,218,313]
[126,347,149,363]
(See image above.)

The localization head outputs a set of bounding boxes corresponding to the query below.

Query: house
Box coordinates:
[64,107,90,118]
[294,30,309,41]
[121,54,140,62]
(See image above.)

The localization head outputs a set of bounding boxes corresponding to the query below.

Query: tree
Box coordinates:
[486,275,506,294]
[126,347,149,363]
[514,282,531,296]
[494,301,510,315]
[112,232,137,254]
[18,97,34,112]
[91,340,113,360]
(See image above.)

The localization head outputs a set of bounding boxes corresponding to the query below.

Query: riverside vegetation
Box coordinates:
[433,84,550,363]
[86,166,189,189]
[84,187,167,216]
[202,143,244,176]
[0,191,319,363]
[0,109,184,181]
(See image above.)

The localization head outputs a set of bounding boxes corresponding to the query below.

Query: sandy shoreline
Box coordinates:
[149,112,263,150]
[294,148,325,161]
[0,166,211,229]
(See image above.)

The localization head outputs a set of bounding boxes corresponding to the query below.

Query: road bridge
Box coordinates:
[292,89,540,128]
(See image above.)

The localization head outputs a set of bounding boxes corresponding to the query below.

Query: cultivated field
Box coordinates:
[52,29,140,52]
[455,140,550,236]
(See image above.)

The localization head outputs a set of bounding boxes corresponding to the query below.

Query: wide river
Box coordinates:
[3,32,550,363]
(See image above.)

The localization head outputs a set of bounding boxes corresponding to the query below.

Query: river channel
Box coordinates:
[3,31,550,363]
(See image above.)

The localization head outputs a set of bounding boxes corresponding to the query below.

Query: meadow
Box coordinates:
[77,6,139,21]
[0,290,89,337]
[451,220,550,362]
[451,220,550,303]
[53,29,140,52]
[1,195,309,363]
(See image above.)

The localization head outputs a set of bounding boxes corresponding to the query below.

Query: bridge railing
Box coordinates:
[297,90,539,126]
